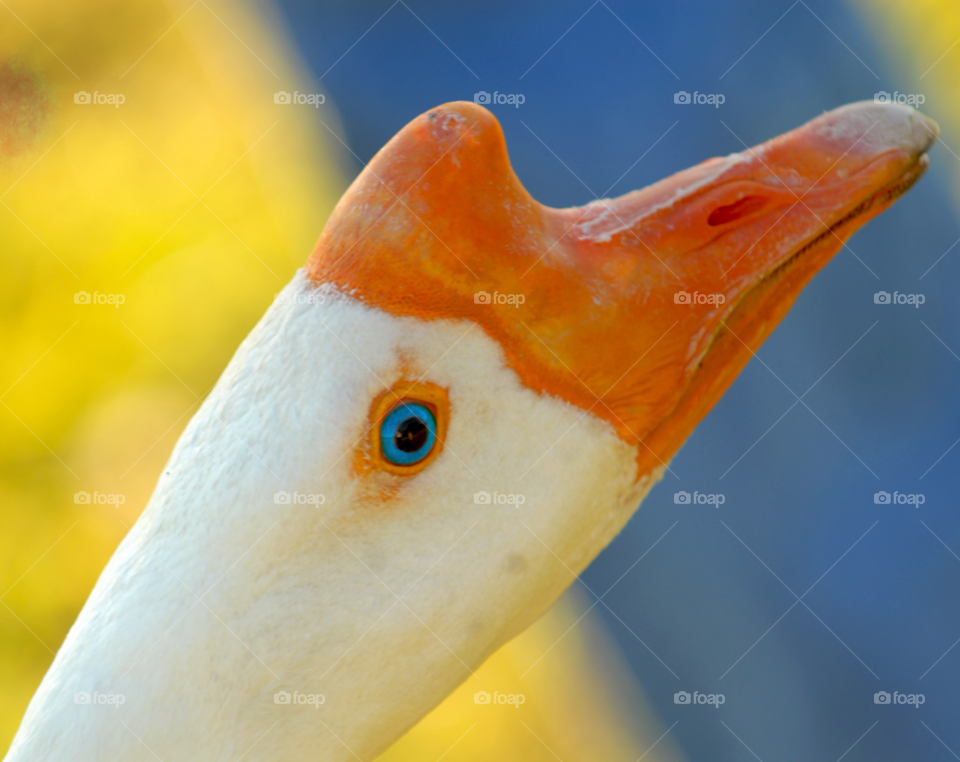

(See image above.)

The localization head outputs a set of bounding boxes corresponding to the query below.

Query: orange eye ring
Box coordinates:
[365,381,449,476]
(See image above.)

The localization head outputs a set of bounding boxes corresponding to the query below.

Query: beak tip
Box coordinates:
[911,109,940,151]
[860,99,938,154]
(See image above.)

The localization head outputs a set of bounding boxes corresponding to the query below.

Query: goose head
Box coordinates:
[6,101,934,761]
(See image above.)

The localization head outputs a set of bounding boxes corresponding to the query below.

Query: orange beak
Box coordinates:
[308,101,936,478]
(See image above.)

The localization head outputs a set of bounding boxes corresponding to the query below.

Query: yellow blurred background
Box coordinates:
[0,0,956,758]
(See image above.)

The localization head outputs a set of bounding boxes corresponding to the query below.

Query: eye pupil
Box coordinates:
[394,417,428,452]
[380,402,438,467]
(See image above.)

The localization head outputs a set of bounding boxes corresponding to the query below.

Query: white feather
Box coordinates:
[6,271,660,761]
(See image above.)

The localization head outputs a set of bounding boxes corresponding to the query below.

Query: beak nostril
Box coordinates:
[707,195,769,226]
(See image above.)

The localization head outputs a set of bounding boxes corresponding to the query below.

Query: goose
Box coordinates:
[6,100,934,761]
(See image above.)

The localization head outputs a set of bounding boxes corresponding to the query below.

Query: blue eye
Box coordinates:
[380,402,437,466]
